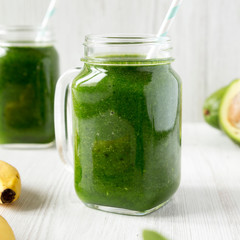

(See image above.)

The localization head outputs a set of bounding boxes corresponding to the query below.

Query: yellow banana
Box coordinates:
[0,216,15,240]
[0,160,21,204]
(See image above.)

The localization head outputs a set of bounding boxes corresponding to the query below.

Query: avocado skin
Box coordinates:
[203,86,228,129]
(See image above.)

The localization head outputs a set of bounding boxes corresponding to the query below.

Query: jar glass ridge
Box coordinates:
[83,34,173,64]
[0,25,54,46]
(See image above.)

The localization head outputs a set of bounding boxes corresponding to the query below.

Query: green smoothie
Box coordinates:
[0,45,59,144]
[72,56,181,212]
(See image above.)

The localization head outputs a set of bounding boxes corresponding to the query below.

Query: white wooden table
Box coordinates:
[0,123,239,240]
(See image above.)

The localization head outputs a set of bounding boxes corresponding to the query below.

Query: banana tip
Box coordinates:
[1,189,16,203]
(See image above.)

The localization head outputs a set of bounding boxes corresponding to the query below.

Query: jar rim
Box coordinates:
[0,25,45,32]
[0,25,54,46]
[83,33,173,63]
[84,33,171,46]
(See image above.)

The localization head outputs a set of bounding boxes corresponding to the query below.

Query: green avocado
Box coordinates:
[219,79,240,145]
[203,86,227,129]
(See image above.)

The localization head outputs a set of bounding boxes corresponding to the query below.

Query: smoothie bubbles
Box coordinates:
[0,26,59,147]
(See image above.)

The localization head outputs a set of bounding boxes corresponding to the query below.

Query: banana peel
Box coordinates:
[0,160,21,204]
[0,216,15,240]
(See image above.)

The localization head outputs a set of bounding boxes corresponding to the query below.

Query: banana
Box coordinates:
[0,216,15,240]
[0,160,21,204]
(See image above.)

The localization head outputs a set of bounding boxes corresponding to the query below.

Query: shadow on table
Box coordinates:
[6,187,45,212]
[147,185,240,219]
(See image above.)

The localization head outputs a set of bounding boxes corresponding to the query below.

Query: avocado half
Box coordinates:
[219,79,240,144]
[203,86,227,129]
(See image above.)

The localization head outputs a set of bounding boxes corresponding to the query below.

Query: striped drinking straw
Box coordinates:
[146,0,183,59]
[36,0,57,41]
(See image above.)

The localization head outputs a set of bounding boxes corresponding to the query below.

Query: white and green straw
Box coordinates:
[36,0,57,41]
[146,0,183,59]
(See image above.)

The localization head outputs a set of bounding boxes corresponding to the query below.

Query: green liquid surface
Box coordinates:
[0,45,59,144]
[73,56,181,212]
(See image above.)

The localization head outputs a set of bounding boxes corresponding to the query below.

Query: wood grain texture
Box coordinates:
[0,0,240,122]
[0,123,240,239]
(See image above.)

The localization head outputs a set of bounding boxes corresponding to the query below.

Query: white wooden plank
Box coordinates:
[0,0,240,121]
[0,123,239,239]
[206,0,240,96]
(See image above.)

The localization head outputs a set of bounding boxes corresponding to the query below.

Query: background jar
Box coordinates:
[0,26,59,148]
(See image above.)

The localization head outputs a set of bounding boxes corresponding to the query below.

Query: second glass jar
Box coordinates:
[0,26,59,148]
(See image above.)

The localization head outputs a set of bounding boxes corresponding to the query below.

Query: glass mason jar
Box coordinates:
[0,26,59,148]
[55,34,181,215]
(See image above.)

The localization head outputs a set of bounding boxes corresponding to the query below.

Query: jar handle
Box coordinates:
[54,68,81,172]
